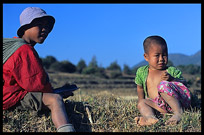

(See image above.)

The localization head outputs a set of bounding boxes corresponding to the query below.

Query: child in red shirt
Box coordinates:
[3,7,75,132]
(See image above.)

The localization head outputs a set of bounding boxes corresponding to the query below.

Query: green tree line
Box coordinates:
[40,55,201,79]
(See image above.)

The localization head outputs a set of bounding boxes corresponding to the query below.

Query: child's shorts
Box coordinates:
[150,81,191,113]
[15,92,44,113]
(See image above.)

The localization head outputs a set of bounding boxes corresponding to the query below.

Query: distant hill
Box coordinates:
[134,50,201,68]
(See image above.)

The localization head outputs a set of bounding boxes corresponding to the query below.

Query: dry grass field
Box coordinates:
[3,72,201,132]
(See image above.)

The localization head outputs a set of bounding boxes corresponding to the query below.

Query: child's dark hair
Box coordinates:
[143,35,167,53]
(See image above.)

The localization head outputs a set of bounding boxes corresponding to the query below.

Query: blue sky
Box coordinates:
[3,4,201,68]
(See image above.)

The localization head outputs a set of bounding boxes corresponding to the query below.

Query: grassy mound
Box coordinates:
[3,90,201,132]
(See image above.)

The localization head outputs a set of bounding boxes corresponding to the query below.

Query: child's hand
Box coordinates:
[54,83,78,98]
[161,71,174,81]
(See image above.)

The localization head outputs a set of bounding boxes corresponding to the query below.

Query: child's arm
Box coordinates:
[137,85,145,102]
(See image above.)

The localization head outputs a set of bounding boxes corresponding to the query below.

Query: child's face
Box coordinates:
[23,18,52,45]
[144,43,168,70]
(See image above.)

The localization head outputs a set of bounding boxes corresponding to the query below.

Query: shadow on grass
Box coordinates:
[64,100,92,132]
[32,100,93,132]
[190,90,201,109]
[3,100,92,132]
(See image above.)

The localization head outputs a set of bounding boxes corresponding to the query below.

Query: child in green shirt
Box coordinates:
[135,36,191,126]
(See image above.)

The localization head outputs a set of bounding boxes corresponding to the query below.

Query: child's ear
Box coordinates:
[144,53,149,61]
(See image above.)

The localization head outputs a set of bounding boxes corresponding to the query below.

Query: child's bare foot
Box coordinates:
[134,117,146,126]
[134,117,140,124]
[142,116,159,126]
[165,112,182,125]
[134,116,158,126]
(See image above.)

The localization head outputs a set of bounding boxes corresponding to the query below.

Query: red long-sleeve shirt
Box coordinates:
[3,44,53,110]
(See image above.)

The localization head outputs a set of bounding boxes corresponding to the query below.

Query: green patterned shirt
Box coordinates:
[135,65,184,98]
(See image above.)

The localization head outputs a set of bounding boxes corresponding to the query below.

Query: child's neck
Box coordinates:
[148,66,167,71]
[22,36,36,47]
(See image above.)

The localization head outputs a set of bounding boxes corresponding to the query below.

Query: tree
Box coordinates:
[82,66,97,75]
[49,61,62,72]
[123,64,132,75]
[177,64,201,75]
[41,55,57,69]
[94,67,108,78]
[82,56,98,74]
[82,56,108,78]
[89,55,98,68]
[184,64,200,75]
[76,59,87,73]
[49,60,76,73]
[106,61,122,79]
[107,61,121,71]
[60,60,76,73]
[131,66,139,75]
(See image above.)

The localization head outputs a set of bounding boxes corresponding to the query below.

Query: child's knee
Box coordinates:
[43,93,63,106]
[51,93,63,103]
